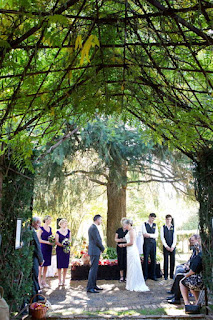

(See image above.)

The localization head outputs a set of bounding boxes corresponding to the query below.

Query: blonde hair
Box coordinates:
[59,218,68,227]
[120,217,127,225]
[43,215,51,223]
[123,218,133,226]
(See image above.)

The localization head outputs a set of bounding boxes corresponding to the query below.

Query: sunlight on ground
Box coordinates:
[44,278,200,317]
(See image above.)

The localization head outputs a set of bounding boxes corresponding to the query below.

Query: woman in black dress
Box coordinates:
[115,218,128,282]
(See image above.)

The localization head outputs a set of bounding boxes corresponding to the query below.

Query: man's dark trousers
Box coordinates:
[163,247,175,279]
[171,274,185,299]
[143,240,156,280]
[87,255,100,291]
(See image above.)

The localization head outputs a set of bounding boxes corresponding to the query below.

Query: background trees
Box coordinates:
[34,118,194,246]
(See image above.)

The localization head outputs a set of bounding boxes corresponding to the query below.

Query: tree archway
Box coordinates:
[0,0,212,311]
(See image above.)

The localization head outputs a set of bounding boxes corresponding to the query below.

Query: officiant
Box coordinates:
[115,218,128,282]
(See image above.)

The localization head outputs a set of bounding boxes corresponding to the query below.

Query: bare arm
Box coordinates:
[118,229,135,247]
[37,228,51,245]
[55,232,63,247]
[68,230,71,241]
[115,233,126,243]
[184,269,195,278]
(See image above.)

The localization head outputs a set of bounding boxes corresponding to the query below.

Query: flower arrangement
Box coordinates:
[98,259,118,266]
[30,302,48,311]
[71,258,84,270]
[48,235,55,245]
[62,238,71,254]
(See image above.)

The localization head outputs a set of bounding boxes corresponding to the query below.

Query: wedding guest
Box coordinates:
[87,215,105,293]
[160,214,177,280]
[167,235,201,305]
[37,215,53,288]
[142,213,158,281]
[115,218,128,282]
[55,218,71,286]
[31,217,44,300]
[180,252,203,312]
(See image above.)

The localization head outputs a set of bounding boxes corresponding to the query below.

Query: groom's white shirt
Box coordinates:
[142,221,158,239]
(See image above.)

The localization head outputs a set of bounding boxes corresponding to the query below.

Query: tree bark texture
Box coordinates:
[106,164,127,247]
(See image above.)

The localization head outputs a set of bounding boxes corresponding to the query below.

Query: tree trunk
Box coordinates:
[194,148,213,294]
[106,165,127,247]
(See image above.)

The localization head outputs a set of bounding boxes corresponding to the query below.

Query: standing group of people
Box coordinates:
[116,213,177,284]
[87,212,176,293]
[87,214,203,313]
[31,212,203,313]
[31,216,71,300]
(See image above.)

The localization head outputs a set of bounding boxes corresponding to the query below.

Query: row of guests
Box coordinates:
[115,213,176,282]
[37,216,71,288]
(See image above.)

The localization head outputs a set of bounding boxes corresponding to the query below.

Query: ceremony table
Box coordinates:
[71,262,162,280]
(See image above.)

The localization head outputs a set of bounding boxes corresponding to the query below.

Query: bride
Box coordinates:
[118,219,149,292]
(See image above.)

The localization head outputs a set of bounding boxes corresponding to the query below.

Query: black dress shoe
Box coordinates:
[164,277,168,280]
[151,278,158,281]
[168,298,181,305]
[94,286,103,290]
[166,295,175,300]
[167,290,173,294]
[87,289,99,293]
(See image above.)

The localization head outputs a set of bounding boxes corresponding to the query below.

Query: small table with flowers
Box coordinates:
[71,259,162,280]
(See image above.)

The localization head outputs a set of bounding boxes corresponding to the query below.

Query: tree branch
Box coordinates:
[35,127,80,162]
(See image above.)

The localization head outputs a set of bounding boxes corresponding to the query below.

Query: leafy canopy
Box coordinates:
[0,0,212,167]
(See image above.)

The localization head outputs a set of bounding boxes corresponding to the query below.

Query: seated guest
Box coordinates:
[31,217,44,301]
[174,235,200,276]
[180,252,203,311]
[37,215,53,288]
[115,218,128,282]
[167,235,201,304]
[160,214,177,280]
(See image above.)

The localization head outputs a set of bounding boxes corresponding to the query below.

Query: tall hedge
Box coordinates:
[0,166,34,313]
[195,148,213,295]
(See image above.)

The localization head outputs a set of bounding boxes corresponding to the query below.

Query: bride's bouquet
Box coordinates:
[48,235,55,245]
[62,238,71,254]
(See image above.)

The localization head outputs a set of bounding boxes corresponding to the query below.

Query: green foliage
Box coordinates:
[194,148,213,294]
[102,247,117,260]
[0,164,34,313]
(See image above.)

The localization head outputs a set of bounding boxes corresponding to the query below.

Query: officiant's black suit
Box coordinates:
[87,224,105,291]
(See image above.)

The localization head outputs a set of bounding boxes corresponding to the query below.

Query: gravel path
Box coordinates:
[42,277,186,317]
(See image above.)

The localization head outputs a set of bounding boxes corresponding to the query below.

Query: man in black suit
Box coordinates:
[142,213,158,281]
[87,215,105,293]
[31,217,44,300]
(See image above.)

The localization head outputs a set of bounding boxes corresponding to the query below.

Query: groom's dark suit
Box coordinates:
[87,224,105,291]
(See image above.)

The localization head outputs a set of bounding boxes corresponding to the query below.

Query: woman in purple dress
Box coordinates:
[37,215,53,288]
[55,219,71,286]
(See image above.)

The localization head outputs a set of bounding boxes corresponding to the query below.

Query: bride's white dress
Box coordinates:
[125,231,149,292]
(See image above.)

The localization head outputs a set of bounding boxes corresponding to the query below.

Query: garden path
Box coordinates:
[42,277,188,317]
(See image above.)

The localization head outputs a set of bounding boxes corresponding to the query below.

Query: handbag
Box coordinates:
[185,304,200,314]
[0,286,10,320]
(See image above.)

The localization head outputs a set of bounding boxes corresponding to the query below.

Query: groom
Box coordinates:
[87,215,105,293]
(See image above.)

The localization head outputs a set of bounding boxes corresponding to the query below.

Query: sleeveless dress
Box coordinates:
[125,231,149,292]
[116,228,128,271]
[40,226,52,266]
[56,230,70,269]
